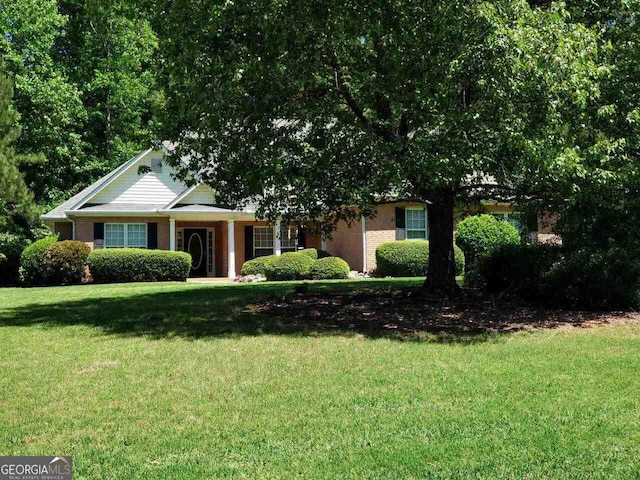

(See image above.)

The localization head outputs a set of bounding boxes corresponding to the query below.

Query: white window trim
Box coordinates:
[254,225,275,257]
[405,207,428,240]
[105,223,148,248]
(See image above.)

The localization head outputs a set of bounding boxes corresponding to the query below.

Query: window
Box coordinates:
[405,208,427,240]
[177,230,183,251]
[280,225,298,253]
[104,223,147,248]
[491,212,524,233]
[254,226,274,257]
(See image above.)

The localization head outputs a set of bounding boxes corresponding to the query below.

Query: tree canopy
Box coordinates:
[155,0,601,292]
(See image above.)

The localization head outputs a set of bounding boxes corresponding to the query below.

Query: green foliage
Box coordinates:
[19,236,58,285]
[240,255,277,276]
[0,232,29,285]
[480,244,640,309]
[309,257,350,280]
[264,252,315,281]
[298,248,318,260]
[376,241,464,277]
[0,75,39,234]
[43,240,90,285]
[155,0,600,289]
[88,249,191,283]
[456,215,520,266]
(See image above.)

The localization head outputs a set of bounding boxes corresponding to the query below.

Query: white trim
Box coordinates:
[67,210,163,217]
[274,219,282,256]
[169,218,176,251]
[71,149,154,210]
[227,219,236,278]
[164,183,199,209]
[361,215,367,273]
[405,206,427,240]
[321,236,327,251]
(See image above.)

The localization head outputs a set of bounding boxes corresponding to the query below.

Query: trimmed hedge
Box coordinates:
[88,249,192,283]
[43,240,91,285]
[0,233,29,285]
[309,256,350,280]
[19,236,58,285]
[240,255,277,276]
[298,248,318,259]
[375,241,464,277]
[455,214,520,266]
[479,244,640,309]
[264,252,315,281]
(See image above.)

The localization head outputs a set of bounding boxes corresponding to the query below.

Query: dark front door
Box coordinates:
[184,228,207,277]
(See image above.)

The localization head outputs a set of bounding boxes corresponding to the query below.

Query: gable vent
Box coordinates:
[150,158,163,174]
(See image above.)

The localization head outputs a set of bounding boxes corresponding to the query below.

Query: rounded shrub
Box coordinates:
[455,214,520,266]
[19,236,58,285]
[298,248,318,259]
[240,255,277,276]
[0,233,29,285]
[375,241,464,277]
[88,249,192,283]
[43,240,91,285]
[264,252,315,281]
[309,256,350,280]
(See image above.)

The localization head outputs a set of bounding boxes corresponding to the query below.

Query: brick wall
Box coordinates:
[326,218,363,272]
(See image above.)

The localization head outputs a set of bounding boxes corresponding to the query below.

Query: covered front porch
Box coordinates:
[166,214,323,278]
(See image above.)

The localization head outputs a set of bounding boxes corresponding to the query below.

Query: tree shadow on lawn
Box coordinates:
[0,282,633,343]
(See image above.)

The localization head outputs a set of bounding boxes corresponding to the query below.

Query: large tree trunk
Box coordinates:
[423,187,460,296]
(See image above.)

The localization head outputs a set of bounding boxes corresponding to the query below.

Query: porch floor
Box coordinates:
[186,277,235,284]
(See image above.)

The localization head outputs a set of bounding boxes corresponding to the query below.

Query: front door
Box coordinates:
[184,228,207,277]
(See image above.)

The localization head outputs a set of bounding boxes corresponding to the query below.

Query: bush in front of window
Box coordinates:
[375,241,465,277]
[88,249,192,283]
[308,256,350,280]
[240,255,278,276]
[264,252,315,281]
[455,214,520,267]
[19,235,58,285]
[42,241,91,285]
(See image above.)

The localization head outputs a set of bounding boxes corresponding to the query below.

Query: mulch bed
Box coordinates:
[253,287,638,339]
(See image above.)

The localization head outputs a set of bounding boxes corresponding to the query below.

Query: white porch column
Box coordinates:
[321,236,327,251]
[227,219,236,278]
[169,218,176,251]
[274,219,282,256]
[361,215,367,273]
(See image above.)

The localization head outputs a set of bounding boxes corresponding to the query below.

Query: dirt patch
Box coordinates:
[254,288,639,340]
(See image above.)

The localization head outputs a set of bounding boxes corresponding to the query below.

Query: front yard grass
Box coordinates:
[1,279,640,478]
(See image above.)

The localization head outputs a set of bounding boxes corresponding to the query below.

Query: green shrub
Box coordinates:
[375,241,464,277]
[0,233,29,285]
[479,244,640,309]
[456,214,520,266]
[298,248,318,259]
[240,255,277,276]
[264,252,315,281]
[43,240,91,285]
[309,256,350,280]
[19,236,58,285]
[88,249,192,283]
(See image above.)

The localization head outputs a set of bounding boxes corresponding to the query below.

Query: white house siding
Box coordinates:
[180,184,216,205]
[90,153,187,205]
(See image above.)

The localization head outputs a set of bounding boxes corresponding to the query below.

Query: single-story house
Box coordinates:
[43,148,559,278]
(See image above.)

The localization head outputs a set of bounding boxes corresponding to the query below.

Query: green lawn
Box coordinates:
[1,279,640,479]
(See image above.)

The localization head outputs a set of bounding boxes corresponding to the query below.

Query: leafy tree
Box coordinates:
[155,0,600,293]
[57,0,160,171]
[0,74,40,235]
[0,0,86,207]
